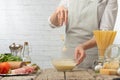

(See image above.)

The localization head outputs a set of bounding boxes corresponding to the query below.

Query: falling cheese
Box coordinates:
[100,69,117,75]
[103,61,119,69]
[60,34,65,41]
[62,46,67,52]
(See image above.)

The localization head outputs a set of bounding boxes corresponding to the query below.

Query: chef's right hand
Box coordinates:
[50,6,68,26]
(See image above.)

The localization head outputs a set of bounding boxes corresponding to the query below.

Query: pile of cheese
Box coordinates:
[100,61,119,75]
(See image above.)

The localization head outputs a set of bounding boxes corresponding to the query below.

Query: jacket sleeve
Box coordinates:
[100,0,118,30]
[48,0,68,28]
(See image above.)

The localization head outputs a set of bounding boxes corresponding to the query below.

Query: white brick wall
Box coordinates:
[0,0,119,69]
[0,0,65,69]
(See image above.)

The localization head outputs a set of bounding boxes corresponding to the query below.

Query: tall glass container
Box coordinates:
[22,42,31,65]
[93,30,117,63]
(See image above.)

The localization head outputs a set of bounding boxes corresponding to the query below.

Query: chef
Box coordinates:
[49,0,118,68]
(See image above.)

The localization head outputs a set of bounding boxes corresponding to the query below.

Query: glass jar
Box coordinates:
[104,44,120,62]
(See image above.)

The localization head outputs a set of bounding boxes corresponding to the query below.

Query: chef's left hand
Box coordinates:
[74,44,86,65]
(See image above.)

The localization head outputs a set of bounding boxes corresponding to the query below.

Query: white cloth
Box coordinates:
[49,0,118,30]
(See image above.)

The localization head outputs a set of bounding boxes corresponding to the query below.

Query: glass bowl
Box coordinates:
[51,58,77,71]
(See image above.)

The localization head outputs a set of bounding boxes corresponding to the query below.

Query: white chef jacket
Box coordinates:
[49,0,118,30]
[49,0,118,68]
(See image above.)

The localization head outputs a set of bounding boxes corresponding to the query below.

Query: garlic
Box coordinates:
[94,63,103,72]
[117,68,120,75]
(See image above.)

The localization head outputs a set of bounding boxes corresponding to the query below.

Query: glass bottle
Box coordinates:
[22,42,31,65]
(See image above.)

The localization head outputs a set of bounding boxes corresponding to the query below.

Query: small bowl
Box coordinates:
[52,58,77,71]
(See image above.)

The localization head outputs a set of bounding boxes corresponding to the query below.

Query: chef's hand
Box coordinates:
[74,45,86,65]
[50,6,68,26]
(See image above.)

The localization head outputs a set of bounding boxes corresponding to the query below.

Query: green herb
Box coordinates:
[0,54,22,62]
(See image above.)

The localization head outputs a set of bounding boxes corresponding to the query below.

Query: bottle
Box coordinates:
[22,42,31,65]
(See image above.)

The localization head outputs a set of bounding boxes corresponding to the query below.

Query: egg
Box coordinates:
[94,63,103,72]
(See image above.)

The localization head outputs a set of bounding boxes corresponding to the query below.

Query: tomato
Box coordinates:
[0,62,10,74]
[0,65,2,73]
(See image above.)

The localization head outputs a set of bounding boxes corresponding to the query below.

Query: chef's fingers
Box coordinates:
[64,9,68,25]
[57,11,61,25]
[74,48,81,62]
[77,50,86,65]
[74,48,78,60]
[59,10,64,26]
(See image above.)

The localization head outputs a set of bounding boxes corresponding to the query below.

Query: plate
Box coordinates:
[0,73,29,76]
[0,70,41,77]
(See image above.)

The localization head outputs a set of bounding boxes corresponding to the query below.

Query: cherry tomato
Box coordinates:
[0,62,10,74]
[0,65,2,73]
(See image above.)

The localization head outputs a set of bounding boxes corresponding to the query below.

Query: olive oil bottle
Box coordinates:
[22,42,31,65]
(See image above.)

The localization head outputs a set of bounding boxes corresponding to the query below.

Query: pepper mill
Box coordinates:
[9,43,23,57]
